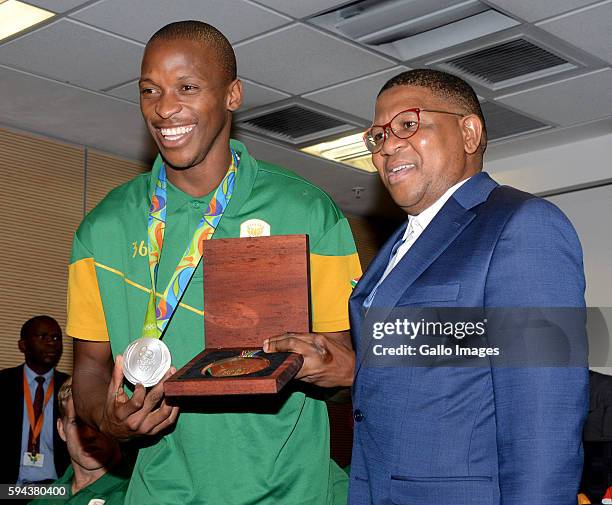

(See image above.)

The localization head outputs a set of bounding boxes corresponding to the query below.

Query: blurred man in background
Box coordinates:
[0,315,69,484]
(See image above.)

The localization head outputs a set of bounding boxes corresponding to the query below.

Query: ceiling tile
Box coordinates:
[240,80,290,111]
[0,20,143,90]
[106,79,139,103]
[235,24,394,95]
[253,0,353,19]
[23,0,91,13]
[537,1,612,64]
[0,65,153,161]
[304,67,407,121]
[70,0,290,43]
[485,0,601,22]
[497,69,612,126]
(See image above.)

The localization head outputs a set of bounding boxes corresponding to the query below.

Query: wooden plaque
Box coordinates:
[165,235,310,396]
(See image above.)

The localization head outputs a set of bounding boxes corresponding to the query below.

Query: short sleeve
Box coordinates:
[66,229,110,341]
[309,217,362,333]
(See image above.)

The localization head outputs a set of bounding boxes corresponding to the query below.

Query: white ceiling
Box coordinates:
[1,0,611,217]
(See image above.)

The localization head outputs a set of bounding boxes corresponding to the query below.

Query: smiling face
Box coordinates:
[139,37,242,174]
[371,85,483,215]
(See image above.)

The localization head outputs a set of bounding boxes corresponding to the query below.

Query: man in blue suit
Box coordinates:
[266,69,588,504]
[347,68,589,505]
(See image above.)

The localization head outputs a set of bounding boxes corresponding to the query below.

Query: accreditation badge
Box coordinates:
[240,219,271,237]
[22,451,44,467]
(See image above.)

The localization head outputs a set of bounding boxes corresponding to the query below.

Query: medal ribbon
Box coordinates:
[142,149,238,338]
[23,373,54,455]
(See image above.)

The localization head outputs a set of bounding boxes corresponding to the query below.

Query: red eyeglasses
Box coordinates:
[363,108,465,154]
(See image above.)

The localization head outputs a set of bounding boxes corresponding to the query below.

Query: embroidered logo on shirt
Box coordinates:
[240,219,271,237]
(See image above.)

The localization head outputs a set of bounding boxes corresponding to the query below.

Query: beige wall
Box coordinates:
[0,127,147,373]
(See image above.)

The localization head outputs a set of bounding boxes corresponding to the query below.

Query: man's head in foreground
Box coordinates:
[57,378,120,474]
[139,20,242,173]
[365,69,487,215]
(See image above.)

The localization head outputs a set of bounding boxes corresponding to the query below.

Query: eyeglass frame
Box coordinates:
[363,107,466,154]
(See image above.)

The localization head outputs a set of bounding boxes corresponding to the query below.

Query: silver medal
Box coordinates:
[122,338,172,387]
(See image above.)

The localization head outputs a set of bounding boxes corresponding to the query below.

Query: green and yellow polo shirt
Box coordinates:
[67,139,360,505]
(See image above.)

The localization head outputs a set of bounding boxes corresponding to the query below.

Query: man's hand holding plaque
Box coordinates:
[263,331,355,388]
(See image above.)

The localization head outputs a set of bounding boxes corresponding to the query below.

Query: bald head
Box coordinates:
[147,20,236,84]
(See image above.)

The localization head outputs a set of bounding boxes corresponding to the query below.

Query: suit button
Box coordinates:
[354,409,364,422]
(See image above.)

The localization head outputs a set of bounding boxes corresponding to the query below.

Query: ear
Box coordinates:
[461,114,483,155]
[226,79,243,112]
[18,339,26,354]
[57,418,66,442]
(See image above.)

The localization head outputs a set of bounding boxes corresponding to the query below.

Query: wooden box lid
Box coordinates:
[164,235,310,396]
[202,234,311,348]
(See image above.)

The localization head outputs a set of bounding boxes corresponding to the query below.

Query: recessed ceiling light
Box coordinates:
[301,132,377,173]
[0,0,54,42]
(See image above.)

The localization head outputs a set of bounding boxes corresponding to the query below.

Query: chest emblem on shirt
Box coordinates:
[240,219,270,237]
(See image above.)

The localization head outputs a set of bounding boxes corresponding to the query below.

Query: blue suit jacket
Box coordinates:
[348,173,588,505]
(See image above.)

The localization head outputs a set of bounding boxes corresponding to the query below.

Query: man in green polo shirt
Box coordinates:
[30,378,129,505]
[68,20,360,505]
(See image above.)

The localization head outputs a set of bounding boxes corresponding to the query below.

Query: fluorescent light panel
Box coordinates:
[0,0,54,42]
[301,133,378,173]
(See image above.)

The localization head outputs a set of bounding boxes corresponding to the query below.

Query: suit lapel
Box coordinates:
[368,172,498,314]
[16,365,24,431]
[353,172,498,375]
[14,366,25,477]
[350,223,407,352]
[373,198,475,312]
[354,201,475,374]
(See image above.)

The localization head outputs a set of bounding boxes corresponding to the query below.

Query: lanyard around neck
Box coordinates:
[142,149,238,339]
[23,373,54,453]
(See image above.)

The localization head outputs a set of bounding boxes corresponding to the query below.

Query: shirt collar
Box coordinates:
[24,364,53,385]
[403,176,472,239]
[147,139,258,219]
[85,460,131,494]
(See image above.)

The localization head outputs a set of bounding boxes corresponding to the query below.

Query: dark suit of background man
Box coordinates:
[0,315,69,484]
[266,68,588,505]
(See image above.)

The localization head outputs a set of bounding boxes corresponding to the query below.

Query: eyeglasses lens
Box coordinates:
[364,110,419,153]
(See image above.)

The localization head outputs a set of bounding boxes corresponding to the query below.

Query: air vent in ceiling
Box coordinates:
[441,39,576,89]
[313,0,488,45]
[309,0,519,60]
[481,101,549,142]
[236,105,355,145]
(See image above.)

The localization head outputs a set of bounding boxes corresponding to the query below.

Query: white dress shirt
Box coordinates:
[17,365,57,484]
[364,176,471,309]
